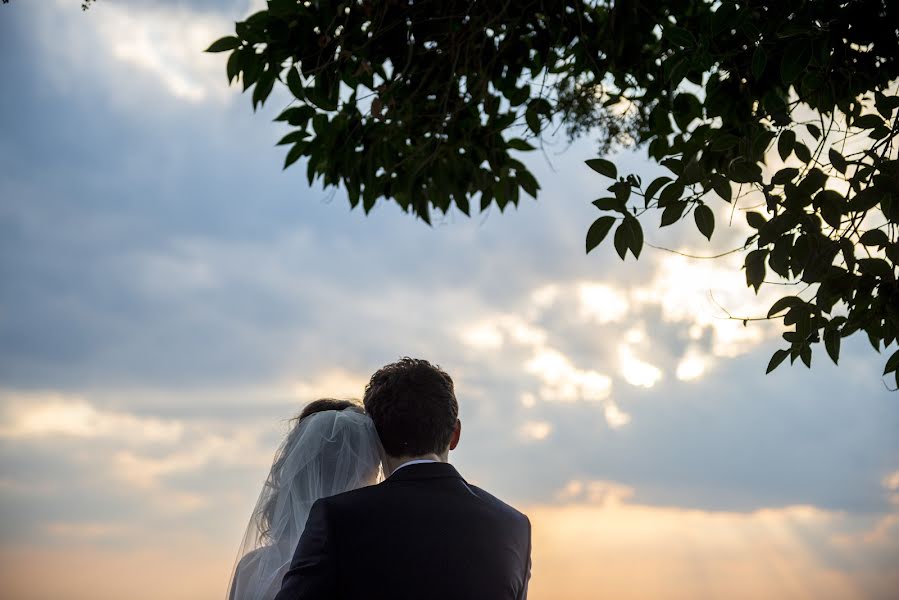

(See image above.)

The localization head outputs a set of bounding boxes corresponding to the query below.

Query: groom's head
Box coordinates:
[363,357,460,459]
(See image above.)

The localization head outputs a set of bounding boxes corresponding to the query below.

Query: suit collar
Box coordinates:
[385,461,462,482]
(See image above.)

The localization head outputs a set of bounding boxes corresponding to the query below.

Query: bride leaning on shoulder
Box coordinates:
[228,398,384,600]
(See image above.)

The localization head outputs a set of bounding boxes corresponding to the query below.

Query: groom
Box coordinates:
[274,357,532,599]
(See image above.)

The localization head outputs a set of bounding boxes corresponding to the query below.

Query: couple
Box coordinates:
[229,358,532,600]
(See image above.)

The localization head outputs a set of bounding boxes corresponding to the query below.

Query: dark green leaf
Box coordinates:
[611,181,631,204]
[586,216,616,254]
[824,327,841,365]
[613,217,643,260]
[711,173,732,202]
[226,51,240,83]
[729,160,762,183]
[751,46,767,79]
[709,132,740,151]
[694,204,715,240]
[746,211,767,229]
[525,106,541,135]
[643,176,672,207]
[283,142,305,169]
[745,249,768,292]
[780,39,811,84]
[622,217,644,259]
[586,158,617,179]
[800,345,812,368]
[858,258,891,277]
[506,138,535,152]
[874,91,893,119]
[885,349,899,375]
[518,169,540,198]
[766,349,789,374]
[805,123,821,140]
[850,188,881,212]
[794,142,812,163]
[206,36,240,53]
[767,296,804,318]
[777,130,795,161]
[657,182,685,207]
[660,201,687,227]
[829,148,847,173]
[854,114,884,129]
[592,197,623,212]
[859,229,889,247]
[772,167,799,185]
[666,26,695,48]
[661,158,683,175]
[286,66,305,99]
[815,189,844,229]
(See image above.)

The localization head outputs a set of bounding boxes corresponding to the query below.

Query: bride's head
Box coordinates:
[256,399,381,544]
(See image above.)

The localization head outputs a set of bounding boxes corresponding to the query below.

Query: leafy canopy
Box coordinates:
[210,0,899,385]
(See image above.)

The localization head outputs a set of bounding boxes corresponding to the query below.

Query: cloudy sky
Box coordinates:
[1,2,897,599]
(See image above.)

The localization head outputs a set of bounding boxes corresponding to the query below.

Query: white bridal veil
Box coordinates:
[228,408,383,600]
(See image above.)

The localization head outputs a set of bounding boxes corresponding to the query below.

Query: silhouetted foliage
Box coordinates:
[210,0,899,385]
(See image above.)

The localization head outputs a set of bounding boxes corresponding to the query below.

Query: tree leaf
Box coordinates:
[283,142,306,169]
[286,66,305,100]
[226,51,241,83]
[666,26,695,48]
[751,46,767,79]
[657,182,685,207]
[766,349,789,374]
[746,211,767,229]
[518,169,540,198]
[805,123,821,140]
[767,295,803,318]
[643,176,672,207]
[828,148,847,173]
[660,201,687,227]
[586,158,617,179]
[777,129,795,161]
[800,344,812,368]
[694,204,715,240]
[853,114,884,129]
[592,197,623,212]
[507,138,535,151]
[206,36,241,53]
[885,349,899,375]
[729,160,762,183]
[772,167,799,185]
[586,216,616,254]
[626,217,644,259]
[745,249,768,292]
[613,217,643,260]
[824,327,841,365]
[711,173,732,202]
[525,106,541,135]
[794,142,812,163]
[780,39,811,84]
[859,229,889,247]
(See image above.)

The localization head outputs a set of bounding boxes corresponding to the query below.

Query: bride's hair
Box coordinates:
[258,398,361,542]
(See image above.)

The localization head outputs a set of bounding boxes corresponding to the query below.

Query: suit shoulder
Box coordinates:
[467,483,530,526]
[315,482,383,512]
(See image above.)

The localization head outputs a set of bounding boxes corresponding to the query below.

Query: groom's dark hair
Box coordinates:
[363,357,458,457]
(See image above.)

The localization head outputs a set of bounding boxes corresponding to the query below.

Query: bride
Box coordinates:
[228,398,383,600]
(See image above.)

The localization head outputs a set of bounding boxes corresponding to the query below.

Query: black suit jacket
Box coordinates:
[273,462,531,600]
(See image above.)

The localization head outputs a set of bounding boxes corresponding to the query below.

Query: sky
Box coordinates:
[0,1,897,599]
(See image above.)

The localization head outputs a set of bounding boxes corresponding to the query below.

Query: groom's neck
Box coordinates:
[383,451,448,477]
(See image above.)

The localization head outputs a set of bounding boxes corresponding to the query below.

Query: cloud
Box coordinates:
[0,392,183,444]
[527,497,899,600]
[520,420,553,442]
[44,0,236,105]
